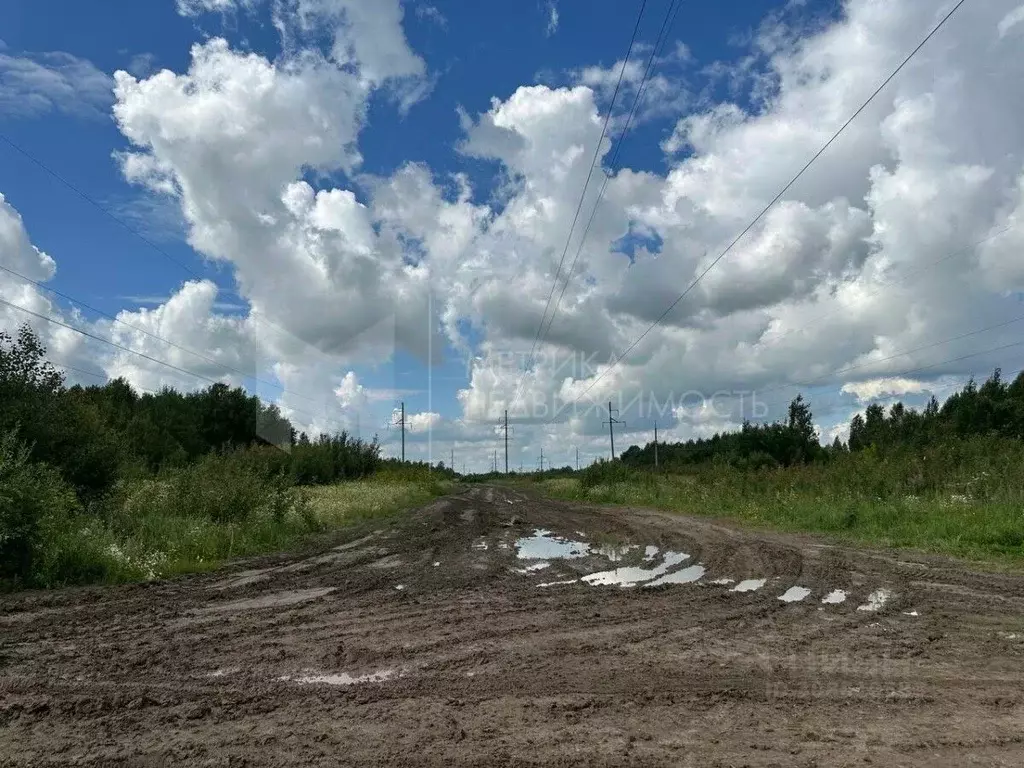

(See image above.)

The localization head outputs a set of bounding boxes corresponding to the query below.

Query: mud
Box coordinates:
[3,484,1024,766]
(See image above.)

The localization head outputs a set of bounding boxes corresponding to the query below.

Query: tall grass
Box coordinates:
[536,437,1024,565]
[2,436,452,590]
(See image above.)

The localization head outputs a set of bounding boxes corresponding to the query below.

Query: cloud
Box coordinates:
[8,0,1023,472]
[0,50,113,119]
[415,4,447,29]
[545,2,559,37]
[840,377,929,403]
[998,5,1024,37]
[126,52,158,78]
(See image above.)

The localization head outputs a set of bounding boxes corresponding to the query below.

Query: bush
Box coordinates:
[0,430,80,587]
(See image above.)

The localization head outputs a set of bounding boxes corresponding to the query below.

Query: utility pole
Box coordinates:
[493,449,497,473]
[576,447,580,471]
[538,447,545,472]
[451,447,454,472]
[654,421,659,469]
[500,409,511,474]
[603,401,624,460]
[391,402,406,462]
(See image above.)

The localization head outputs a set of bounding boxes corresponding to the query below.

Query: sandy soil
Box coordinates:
[4,484,1024,766]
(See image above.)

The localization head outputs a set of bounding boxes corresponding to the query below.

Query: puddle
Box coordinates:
[515,529,591,560]
[731,579,767,593]
[394,584,406,591]
[645,565,706,587]
[903,610,919,617]
[581,551,691,587]
[710,577,735,585]
[857,588,893,612]
[280,669,395,686]
[644,546,659,560]
[432,561,441,567]
[537,579,578,588]
[821,590,847,605]
[472,540,489,551]
[778,586,812,603]
[523,561,551,571]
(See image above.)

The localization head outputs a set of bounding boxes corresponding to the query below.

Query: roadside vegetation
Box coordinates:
[0,324,452,589]
[532,371,1024,565]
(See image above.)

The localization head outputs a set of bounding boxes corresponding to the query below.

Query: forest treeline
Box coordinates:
[617,370,1024,473]
[0,324,448,587]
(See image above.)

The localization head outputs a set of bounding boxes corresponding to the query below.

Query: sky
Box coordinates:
[2,0,1024,473]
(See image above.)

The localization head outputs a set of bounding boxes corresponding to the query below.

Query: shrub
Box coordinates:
[0,430,80,587]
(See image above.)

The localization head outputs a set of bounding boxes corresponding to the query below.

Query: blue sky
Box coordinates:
[2,0,1023,469]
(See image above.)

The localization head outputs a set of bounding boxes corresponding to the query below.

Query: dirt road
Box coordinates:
[4,485,1024,766]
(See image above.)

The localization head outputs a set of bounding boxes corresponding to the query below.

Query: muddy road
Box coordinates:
[4,485,1024,766]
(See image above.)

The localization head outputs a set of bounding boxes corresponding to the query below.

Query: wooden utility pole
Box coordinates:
[576,447,580,471]
[654,421,659,469]
[603,401,624,460]
[538,447,545,472]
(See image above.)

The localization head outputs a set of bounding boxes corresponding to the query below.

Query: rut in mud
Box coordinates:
[3,484,1024,766]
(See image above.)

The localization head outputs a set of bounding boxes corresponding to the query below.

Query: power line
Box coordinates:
[0,261,328,408]
[749,311,1024,414]
[0,131,298,343]
[0,132,203,279]
[539,0,685,347]
[558,0,970,412]
[508,0,650,415]
[0,296,346,430]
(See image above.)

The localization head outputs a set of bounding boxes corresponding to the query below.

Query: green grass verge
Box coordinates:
[530,470,1024,569]
[32,478,451,587]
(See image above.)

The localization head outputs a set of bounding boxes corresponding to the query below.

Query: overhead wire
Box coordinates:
[507,0,651,414]
[553,0,971,415]
[539,0,686,347]
[0,261,329,408]
[0,295,348,431]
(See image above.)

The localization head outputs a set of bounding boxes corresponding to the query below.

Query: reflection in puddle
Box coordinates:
[821,589,847,604]
[731,579,767,593]
[537,579,578,588]
[281,669,395,686]
[582,551,691,587]
[515,529,591,560]
[779,586,812,603]
[710,577,735,585]
[644,546,659,560]
[645,564,706,587]
[857,588,893,612]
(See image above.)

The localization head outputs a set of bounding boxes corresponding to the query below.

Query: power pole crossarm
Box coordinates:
[602,401,624,461]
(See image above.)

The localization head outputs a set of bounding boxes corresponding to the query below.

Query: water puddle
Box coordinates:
[644,546,659,560]
[732,579,767,593]
[710,577,735,585]
[523,561,551,571]
[581,551,691,587]
[645,564,706,587]
[856,588,893,612]
[778,586,812,603]
[280,669,395,686]
[821,589,847,605]
[537,579,578,588]
[515,529,591,560]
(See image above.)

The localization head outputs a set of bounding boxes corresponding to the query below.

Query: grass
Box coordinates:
[528,446,1024,568]
[30,478,451,587]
